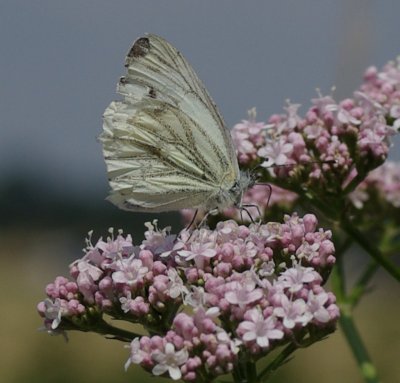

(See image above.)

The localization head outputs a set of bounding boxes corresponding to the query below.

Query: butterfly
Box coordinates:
[100,34,253,214]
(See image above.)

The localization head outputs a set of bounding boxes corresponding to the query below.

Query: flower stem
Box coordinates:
[342,170,367,195]
[232,354,258,383]
[93,319,140,342]
[341,217,400,282]
[348,261,379,307]
[332,251,380,383]
[338,304,381,383]
[257,343,297,382]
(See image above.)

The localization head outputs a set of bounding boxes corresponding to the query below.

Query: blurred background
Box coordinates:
[1,1,399,382]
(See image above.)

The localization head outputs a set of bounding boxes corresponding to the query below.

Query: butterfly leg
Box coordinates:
[185,209,199,231]
[239,206,256,224]
[197,208,218,228]
[240,203,262,223]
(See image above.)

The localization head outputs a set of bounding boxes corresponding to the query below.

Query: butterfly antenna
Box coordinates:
[253,182,272,209]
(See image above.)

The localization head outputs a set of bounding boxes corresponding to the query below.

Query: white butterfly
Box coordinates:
[100,34,252,213]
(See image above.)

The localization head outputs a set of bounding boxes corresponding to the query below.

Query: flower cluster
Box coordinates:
[232,59,400,200]
[38,215,339,382]
[349,161,400,209]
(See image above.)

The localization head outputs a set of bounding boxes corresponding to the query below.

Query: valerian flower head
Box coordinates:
[38,215,339,382]
[227,58,400,223]
[349,161,400,209]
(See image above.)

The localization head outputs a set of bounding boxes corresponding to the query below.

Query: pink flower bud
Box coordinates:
[139,250,154,269]
[303,214,318,233]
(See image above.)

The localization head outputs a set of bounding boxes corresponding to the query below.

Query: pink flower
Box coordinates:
[224,282,263,309]
[178,241,217,269]
[278,263,321,293]
[238,308,284,348]
[231,108,269,163]
[142,220,176,255]
[94,229,134,259]
[112,256,148,286]
[258,137,294,167]
[38,215,338,381]
[231,57,400,204]
[350,161,400,208]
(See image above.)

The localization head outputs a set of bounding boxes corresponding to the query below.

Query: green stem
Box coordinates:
[341,218,400,282]
[232,354,258,383]
[382,242,400,257]
[330,257,346,302]
[339,304,380,383]
[348,261,379,307]
[246,360,257,383]
[331,234,353,299]
[331,248,380,383]
[342,170,366,195]
[257,343,298,382]
[93,319,140,342]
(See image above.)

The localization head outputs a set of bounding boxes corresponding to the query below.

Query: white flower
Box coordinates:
[119,291,133,313]
[307,291,330,323]
[125,338,146,370]
[167,269,189,299]
[152,343,188,380]
[43,298,65,329]
[337,107,361,125]
[258,137,293,167]
[273,295,312,329]
[75,260,103,286]
[184,286,208,308]
[295,242,320,262]
[259,260,276,278]
[216,330,242,354]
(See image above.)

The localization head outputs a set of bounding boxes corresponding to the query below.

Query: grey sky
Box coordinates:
[1,0,400,199]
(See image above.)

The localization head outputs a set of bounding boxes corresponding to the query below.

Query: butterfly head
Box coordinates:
[212,170,254,211]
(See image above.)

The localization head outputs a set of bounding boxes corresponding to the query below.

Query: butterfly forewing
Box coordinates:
[100,34,240,212]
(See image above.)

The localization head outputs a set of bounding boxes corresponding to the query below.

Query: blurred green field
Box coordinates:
[1,223,399,383]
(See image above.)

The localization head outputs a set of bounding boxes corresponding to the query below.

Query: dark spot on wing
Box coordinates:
[153,107,165,117]
[126,37,150,63]
[148,145,162,156]
[119,76,127,85]
[148,87,156,99]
